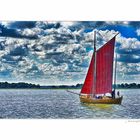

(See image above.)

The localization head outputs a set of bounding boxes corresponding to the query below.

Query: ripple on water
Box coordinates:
[0,89,139,119]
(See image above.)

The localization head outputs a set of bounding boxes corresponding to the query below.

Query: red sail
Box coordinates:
[81,37,115,95]
[80,53,95,94]
[95,37,115,94]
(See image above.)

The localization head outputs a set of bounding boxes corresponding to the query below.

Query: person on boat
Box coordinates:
[102,94,106,99]
[95,95,98,99]
[99,96,102,99]
[117,91,120,97]
[95,95,102,99]
[111,90,115,99]
[103,94,110,99]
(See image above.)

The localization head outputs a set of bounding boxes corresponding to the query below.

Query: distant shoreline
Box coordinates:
[0,88,139,90]
[0,82,140,89]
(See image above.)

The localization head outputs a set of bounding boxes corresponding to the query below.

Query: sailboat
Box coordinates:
[80,31,123,104]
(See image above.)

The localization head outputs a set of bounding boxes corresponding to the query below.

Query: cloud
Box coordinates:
[68,21,106,32]
[0,24,38,39]
[8,21,36,29]
[117,62,140,82]
[105,21,129,25]
[116,36,140,63]
[136,29,140,36]
[117,54,140,63]
[36,21,61,30]
[128,21,140,28]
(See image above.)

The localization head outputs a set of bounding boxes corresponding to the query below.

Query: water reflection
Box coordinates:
[81,103,113,111]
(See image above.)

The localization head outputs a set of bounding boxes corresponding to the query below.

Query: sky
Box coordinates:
[0,21,140,85]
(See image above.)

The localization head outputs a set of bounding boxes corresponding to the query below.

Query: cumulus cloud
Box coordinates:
[136,29,140,36]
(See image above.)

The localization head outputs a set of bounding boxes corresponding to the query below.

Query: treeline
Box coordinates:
[42,83,140,89]
[0,82,40,88]
[0,82,140,89]
[41,84,82,89]
[116,83,140,89]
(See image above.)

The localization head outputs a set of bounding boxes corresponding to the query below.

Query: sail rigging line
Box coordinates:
[66,90,80,95]
[114,53,117,92]
[96,33,119,53]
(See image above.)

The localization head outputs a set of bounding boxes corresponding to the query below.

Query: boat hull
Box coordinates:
[80,95,123,104]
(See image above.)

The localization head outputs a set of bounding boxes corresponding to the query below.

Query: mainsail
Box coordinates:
[81,36,116,95]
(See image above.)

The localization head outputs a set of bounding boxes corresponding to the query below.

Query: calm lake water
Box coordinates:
[0,89,140,119]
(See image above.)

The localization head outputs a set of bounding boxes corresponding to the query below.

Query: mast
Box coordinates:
[114,53,117,92]
[92,31,97,97]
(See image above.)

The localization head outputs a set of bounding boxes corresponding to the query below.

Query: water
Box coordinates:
[0,89,140,119]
